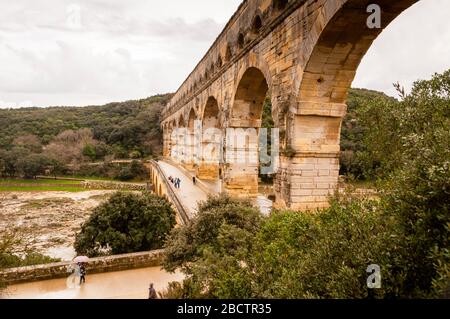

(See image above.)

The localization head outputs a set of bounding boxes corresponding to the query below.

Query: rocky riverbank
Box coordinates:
[0,190,117,261]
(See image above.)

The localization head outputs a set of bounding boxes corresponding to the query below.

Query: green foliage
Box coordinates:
[73,160,149,181]
[75,192,176,257]
[162,194,263,298]
[378,70,450,297]
[0,228,60,291]
[82,144,97,161]
[16,154,49,179]
[340,88,398,179]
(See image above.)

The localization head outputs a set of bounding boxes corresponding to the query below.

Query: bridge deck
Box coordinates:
[158,161,208,218]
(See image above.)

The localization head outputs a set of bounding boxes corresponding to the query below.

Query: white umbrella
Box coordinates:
[72,256,89,263]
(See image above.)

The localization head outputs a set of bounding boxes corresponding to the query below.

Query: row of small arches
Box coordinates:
[173,0,288,106]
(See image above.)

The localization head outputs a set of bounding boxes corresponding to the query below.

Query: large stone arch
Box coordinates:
[197,96,222,179]
[177,113,185,128]
[275,0,419,210]
[184,107,199,169]
[230,66,269,128]
[225,66,272,197]
[298,0,418,106]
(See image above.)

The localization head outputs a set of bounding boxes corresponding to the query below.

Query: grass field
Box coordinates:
[0,178,85,192]
[0,178,83,185]
[0,185,86,192]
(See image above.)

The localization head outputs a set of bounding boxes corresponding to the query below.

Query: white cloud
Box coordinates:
[0,0,449,107]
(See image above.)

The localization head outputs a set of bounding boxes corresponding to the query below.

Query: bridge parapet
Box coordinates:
[148,160,191,225]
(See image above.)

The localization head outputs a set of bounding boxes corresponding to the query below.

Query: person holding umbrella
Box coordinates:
[79,262,86,284]
[72,256,89,285]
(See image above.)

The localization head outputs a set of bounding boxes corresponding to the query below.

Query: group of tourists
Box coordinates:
[168,176,181,189]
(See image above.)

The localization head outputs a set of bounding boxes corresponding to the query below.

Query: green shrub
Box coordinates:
[75,192,176,257]
[162,194,262,298]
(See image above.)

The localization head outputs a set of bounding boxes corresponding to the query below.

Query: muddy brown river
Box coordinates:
[2,266,184,299]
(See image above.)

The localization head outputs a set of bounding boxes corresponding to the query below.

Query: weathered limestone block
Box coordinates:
[197,163,220,180]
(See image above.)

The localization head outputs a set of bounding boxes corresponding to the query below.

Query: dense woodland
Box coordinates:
[0,94,171,179]
[0,94,170,157]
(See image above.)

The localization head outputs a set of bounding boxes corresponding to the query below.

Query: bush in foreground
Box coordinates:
[75,192,176,257]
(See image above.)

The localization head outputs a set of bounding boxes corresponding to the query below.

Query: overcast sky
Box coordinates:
[0,0,449,108]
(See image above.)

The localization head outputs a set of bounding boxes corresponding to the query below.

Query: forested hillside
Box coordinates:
[0,94,172,160]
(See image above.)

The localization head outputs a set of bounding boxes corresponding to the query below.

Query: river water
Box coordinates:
[1,266,184,299]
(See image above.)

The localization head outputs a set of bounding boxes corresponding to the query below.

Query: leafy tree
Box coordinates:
[12,134,42,153]
[379,70,450,297]
[0,158,5,176]
[16,154,49,179]
[162,194,263,298]
[75,192,176,257]
[130,160,148,179]
[0,147,29,177]
[47,158,67,178]
[340,89,397,179]
[82,144,97,161]
[115,167,134,181]
[1,228,60,292]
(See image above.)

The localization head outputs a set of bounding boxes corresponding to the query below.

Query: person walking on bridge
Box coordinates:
[192,176,196,185]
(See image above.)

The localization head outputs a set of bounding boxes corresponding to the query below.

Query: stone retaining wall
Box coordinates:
[0,250,164,285]
[82,180,147,191]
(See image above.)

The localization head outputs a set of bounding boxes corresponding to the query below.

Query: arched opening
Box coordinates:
[163,123,169,157]
[172,114,186,163]
[168,120,176,157]
[231,67,268,125]
[238,33,245,49]
[185,108,197,170]
[226,67,276,204]
[216,56,223,69]
[252,15,262,34]
[225,44,232,62]
[285,0,419,211]
[273,0,288,12]
[198,97,221,180]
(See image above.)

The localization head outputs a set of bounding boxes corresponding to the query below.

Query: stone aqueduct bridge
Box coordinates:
[160,0,417,210]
